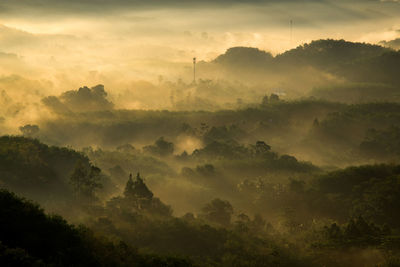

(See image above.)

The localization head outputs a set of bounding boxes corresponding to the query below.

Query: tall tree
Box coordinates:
[200,198,234,227]
[70,161,102,200]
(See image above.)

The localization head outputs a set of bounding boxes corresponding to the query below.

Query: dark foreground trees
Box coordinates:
[0,189,192,267]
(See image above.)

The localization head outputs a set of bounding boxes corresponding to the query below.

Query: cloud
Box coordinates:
[0,0,399,90]
[0,0,397,18]
[0,51,28,75]
[0,24,78,51]
[0,51,18,60]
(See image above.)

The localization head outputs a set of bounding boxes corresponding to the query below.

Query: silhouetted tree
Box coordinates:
[143,137,174,157]
[116,144,136,154]
[261,95,269,106]
[254,141,271,154]
[313,118,320,127]
[269,93,280,102]
[19,124,39,137]
[200,198,234,227]
[70,161,102,200]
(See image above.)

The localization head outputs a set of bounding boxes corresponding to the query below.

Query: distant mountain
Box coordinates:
[336,50,400,85]
[207,39,400,85]
[276,39,390,68]
[213,39,390,70]
[213,47,273,70]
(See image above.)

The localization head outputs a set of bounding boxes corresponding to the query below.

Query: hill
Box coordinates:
[0,189,192,266]
[0,136,113,212]
[200,39,400,93]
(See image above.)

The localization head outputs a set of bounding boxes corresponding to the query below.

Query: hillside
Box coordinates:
[199,39,400,90]
[0,189,192,266]
[0,136,114,214]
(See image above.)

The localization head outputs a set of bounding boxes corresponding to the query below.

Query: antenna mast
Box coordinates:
[290,20,293,46]
[193,57,196,85]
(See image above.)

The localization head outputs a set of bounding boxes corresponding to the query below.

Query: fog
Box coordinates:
[1,1,400,266]
[1,0,400,85]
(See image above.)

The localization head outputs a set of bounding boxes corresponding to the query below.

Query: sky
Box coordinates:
[0,0,399,87]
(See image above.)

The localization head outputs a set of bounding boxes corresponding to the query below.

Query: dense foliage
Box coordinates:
[0,189,192,266]
[3,39,400,266]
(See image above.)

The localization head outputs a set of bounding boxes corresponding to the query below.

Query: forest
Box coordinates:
[2,36,400,266]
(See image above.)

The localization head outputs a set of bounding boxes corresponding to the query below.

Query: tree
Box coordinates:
[200,198,234,227]
[70,161,87,196]
[143,137,174,157]
[154,137,174,156]
[70,161,102,200]
[269,93,280,102]
[86,166,103,197]
[313,118,320,127]
[325,223,342,239]
[234,213,251,232]
[121,173,173,216]
[254,141,271,155]
[116,144,136,154]
[261,95,269,106]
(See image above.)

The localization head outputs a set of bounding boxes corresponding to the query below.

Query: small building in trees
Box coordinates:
[124,173,153,200]
[107,173,172,217]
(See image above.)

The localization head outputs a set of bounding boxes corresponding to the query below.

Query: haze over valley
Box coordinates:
[1,1,400,266]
